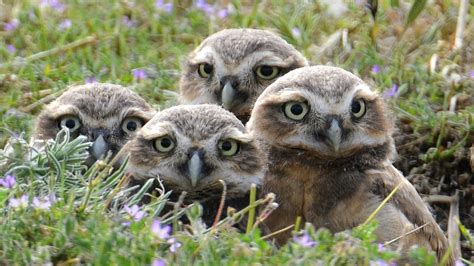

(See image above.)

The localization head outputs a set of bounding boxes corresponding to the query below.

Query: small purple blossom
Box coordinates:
[292,27,301,38]
[122,16,136,28]
[469,70,474,79]
[152,259,166,266]
[152,220,171,239]
[377,243,386,252]
[371,64,380,74]
[293,232,316,248]
[384,84,399,98]
[0,175,16,189]
[58,19,72,30]
[9,195,28,208]
[132,69,147,80]
[124,204,146,221]
[32,197,52,210]
[85,76,97,84]
[455,260,466,266]
[167,238,181,253]
[217,8,229,19]
[369,260,389,266]
[6,44,16,53]
[155,0,173,13]
[40,0,66,12]
[4,19,19,32]
[195,0,214,15]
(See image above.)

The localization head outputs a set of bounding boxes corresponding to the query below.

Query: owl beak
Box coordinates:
[327,119,341,152]
[91,134,108,160]
[221,81,236,110]
[188,152,203,187]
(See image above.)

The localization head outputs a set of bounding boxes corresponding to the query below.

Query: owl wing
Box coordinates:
[366,162,451,262]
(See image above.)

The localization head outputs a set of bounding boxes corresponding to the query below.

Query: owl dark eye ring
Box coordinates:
[256,65,279,80]
[351,99,366,118]
[154,136,175,153]
[283,102,309,121]
[121,117,143,134]
[198,63,213,78]
[59,115,81,132]
[218,139,240,156]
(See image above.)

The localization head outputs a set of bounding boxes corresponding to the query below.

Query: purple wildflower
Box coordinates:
[152,259,166,266]
[377,243,386,252]
[371,64,380,74]
[151,220,171,239]
[58,19,72,30]
[167,238,181,253]
[156,0,173,13]
[293,232,316,248]
[292,27,301,38]
[469,70,474,79]
[217,8,229,19]
[32,197,52,210]
[6,44,16,53]
[132,69,147,80]
[124,204,146,221]
[85,76,97,84]
[455,260,465,266]
[369,260,389,266]
[9,195,28,208]
[0,175,16,189]
[195,0,214,15]
[40,0,66,12]
[4,19,19,32]
[122,16,136,28]
[384,84,399,98]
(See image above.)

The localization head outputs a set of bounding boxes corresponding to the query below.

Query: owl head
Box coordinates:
[125,104,265,201]
[247,66,394,163]
[33,83,156,166]
[179,28,308,122]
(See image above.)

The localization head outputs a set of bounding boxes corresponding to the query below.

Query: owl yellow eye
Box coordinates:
[198,63,213,78]
[283,102,308,121]
[256,65,279,80]
[59,115,81,132]
[121,117,143,134]
[154,136,175,153]
[351,99,366,118]
[218,139,239,156]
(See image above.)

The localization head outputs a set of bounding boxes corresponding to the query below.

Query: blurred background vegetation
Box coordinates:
[0,0,473,264]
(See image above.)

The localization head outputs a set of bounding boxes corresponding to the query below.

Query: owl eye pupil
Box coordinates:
[126,121,138,131]
[221,141,232,151]
[161,138,172,148]
[65,120,76,129]
[203,63,213,74]
[351,101,361,113]
[259,65,274,76]
[290,104,303,115]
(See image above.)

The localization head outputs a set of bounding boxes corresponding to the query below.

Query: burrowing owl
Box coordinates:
[247,66,450,262]
[179,28,308,123]
[33,83,156,166]
[123,104,266,225]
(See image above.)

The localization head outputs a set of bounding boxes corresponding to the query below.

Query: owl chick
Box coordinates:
[123,104,266,225]
[179,28,308,123]
[33,83,156,166]
[247,66,450,261]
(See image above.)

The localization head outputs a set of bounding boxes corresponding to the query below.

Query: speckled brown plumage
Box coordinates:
[122,104,266,226]
[179,28,308,123]
[33,83,156,166]
[247,66,451,263]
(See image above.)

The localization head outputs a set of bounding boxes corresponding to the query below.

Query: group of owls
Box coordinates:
[32,29,451,262]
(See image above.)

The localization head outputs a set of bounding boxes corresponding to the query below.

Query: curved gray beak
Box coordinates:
[188,152,203,187]
[91,135,108,159]
[221,81,236,110]
[327,119,341,152]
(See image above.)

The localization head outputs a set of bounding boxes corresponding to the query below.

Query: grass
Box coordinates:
[0,0,473,265]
